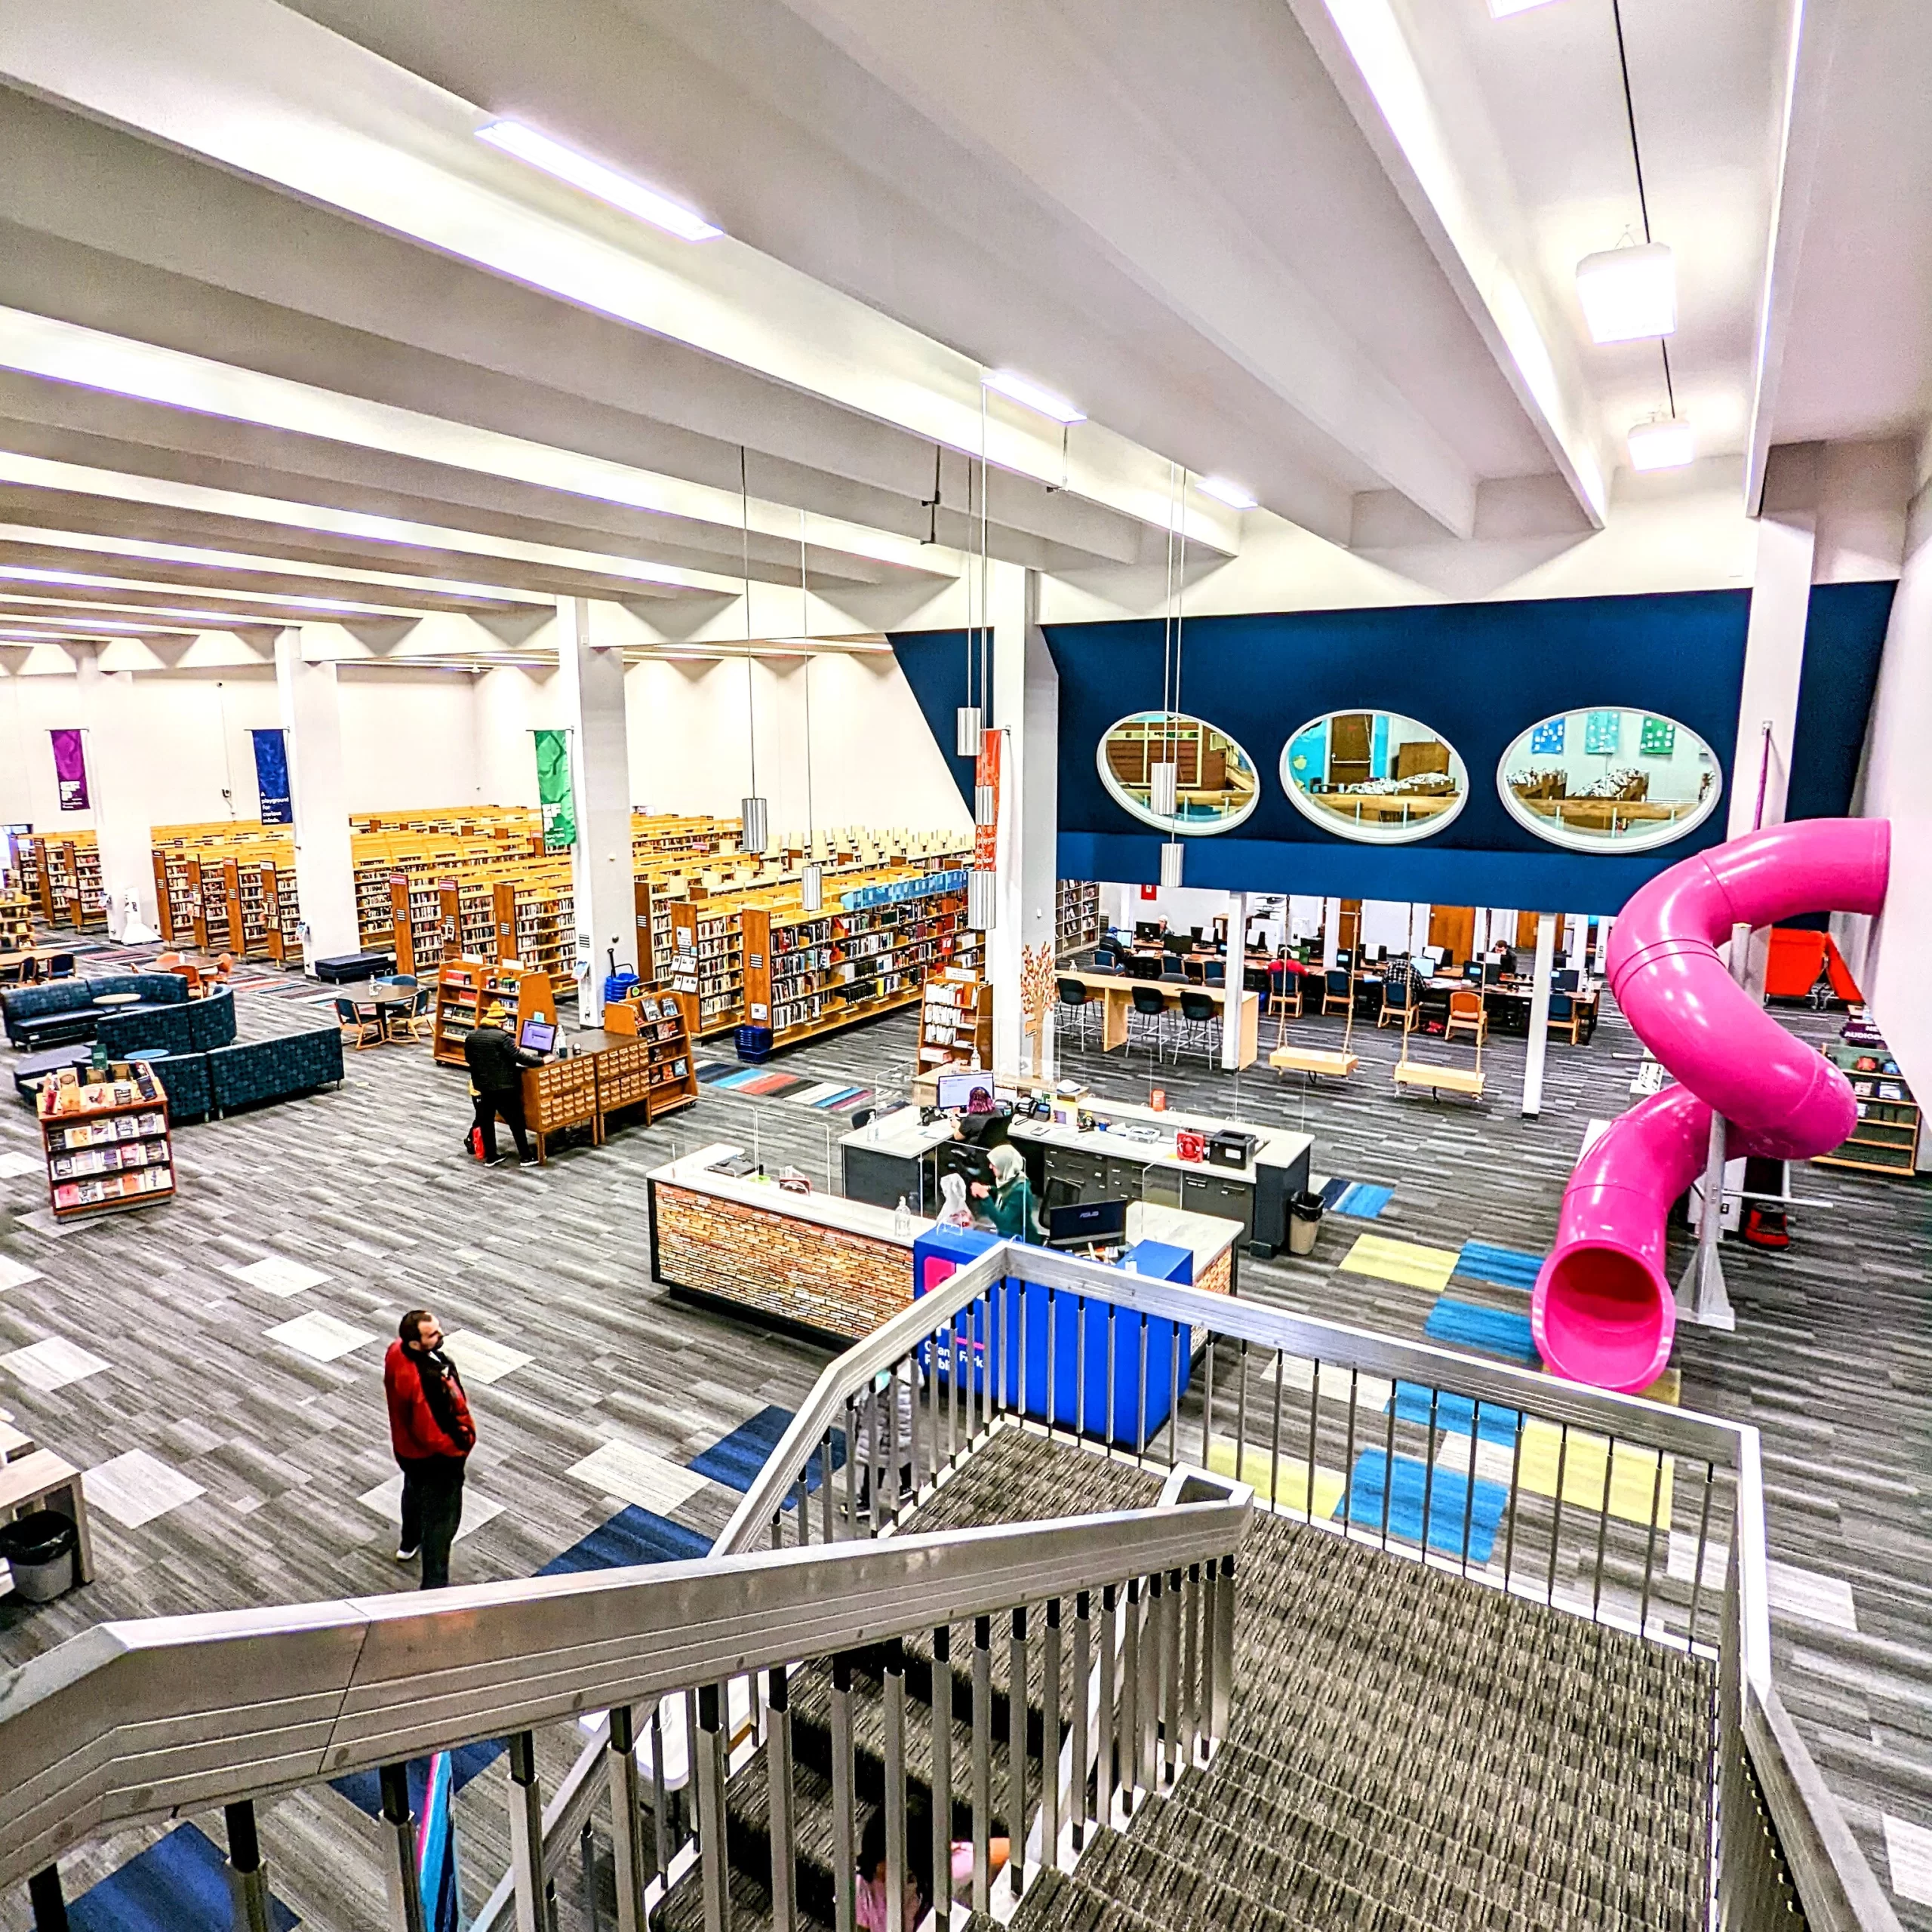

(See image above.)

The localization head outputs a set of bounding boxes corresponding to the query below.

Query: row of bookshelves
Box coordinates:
[1057,878,1103,957]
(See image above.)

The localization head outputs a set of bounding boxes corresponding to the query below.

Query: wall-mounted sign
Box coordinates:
[49,729,88,811]
[251,728,292,824]
[1498,708,1721,851]
[1279,710,1468,844]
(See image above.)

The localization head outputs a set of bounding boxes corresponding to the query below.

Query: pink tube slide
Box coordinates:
[1532,817,1890,1391]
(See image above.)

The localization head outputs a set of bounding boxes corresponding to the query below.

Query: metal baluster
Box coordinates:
[1687,1461,1718,1650]
[1592,1433,1616,1619]
[1546,1425,1571,1607]
[832,1654,857,1932]
[884,1645,909,1932]
[931,1626,954,1932]
[843,1397,859,1537]
[1639,1450,1666,1639]
[1342,1368,1358,1540]
[1120,1578,1140,1816]
[821,1429,835,1546]
[1182,1564,1201,1765]
[1303,1355,1319,1521]
[1045,1286,1057,1439]
[1420,1387,1440,1560]
[948,1314,961,1465]
[994,1281,1009,1416]
[765,1672,796,1932]
[26,1869,67,1932]
[1139,1574,1161,1796]
[792,1472,809,1545]
[1072,1592,1092,1850]
[1161,1569,1182,1787]
[771,1506,783,1552]
[1075,1296,1088,1442]
[1008,1607,1029,1897]
[971,1617,993,1913]
[380,1764,429,1932]
[1379,1390,1395,1549]
[1198,1561,1217,1745]
[1042,1598,1063,1869]
[867,1384,886,1533]
[1135,1316,1149,1465]
[1266,1349,1284,1510]
[608,1706,646,1932]
[650,1703,671,1884]
[1167,1324,1182,1468]
[1201,1334,1215,1469]
[1459,1404,1480,1577]
[1501,1409,1525,1593]
[1018,1281,1031,1421]
[580,1823,600,1932]
[224,1800,274,1932]
[1211,1554,1235,1740]
[694,1689,728,1932]
[1097,1585,1118,1829]
[1233,1340,1249,1482]
[1104,1307,1117,1451]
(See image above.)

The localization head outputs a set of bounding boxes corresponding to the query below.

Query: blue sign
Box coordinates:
[840,868,967,912]
[252,728,292,825]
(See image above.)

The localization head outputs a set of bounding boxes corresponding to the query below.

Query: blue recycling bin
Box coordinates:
[912,1227,1195,1449]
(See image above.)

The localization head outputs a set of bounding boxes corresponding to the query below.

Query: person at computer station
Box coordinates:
[463,1001,543,1168]
[971,1143,1040,1242]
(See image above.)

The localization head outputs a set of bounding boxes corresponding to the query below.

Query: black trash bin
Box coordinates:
[0,1508,78,1603]
[1287,1189,1325,1257]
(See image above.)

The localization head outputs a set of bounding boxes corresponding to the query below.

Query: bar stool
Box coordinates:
[1128,984,1172,1063]
[1057,976,1094,1048]
[1176,989,1221,1066]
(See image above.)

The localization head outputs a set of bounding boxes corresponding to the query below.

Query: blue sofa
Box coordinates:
[206,1029,343,1116]
[97,986,236,1060]
[1,973,191,1051]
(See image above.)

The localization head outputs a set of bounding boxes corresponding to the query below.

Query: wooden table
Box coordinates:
[0,947,66,978]
[1060,970,1260,1068]
[90,991,141,1007]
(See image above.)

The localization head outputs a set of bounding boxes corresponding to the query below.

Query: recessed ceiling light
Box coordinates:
[476,120,723,243]
[1487,0,1564,16]
[1198,476,1258,511]
[1576,242,1676,344]
[982,371,1085,424]
[1627,417,1695,472]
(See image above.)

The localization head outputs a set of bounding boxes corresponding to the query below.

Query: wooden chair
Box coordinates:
[1546,989,1584,1044]
[1377,974,1416,1032]
[1445,988,1487,1045]
[0,959,22,986]
[335,996,384,1050]
[1321,968,1352,1017]
[1267,965,1304,1023]
[388,986,435,1044]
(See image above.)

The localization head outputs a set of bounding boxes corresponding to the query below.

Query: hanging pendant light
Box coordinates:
[1149,758,1179,822]
[956,705,983,757]
[738,446,769,856]
[968,867,998,931]
[795,506,823,912]
[1161,840,1184,888]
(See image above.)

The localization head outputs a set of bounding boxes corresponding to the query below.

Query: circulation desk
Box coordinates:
[648,1142,1243,1344]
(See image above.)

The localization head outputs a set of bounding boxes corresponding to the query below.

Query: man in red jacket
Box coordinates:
[383,1309,476,1589]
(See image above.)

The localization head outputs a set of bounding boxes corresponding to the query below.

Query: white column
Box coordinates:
[988,562,1058,1075]
[1520,911,1558,1117]
[275,628,359,968]
[75,651,157,942]
[561,598,637,1029]
[1220,891,1247,1071]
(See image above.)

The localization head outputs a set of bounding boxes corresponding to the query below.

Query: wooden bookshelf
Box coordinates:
[918,968,993,1071]
[599,986,699,1123]
[1816,1039,1921,1176]
[1,891,33,953]
[38,1061,175,1220]
[432,959,558,1067]
[1057,879,1103,957]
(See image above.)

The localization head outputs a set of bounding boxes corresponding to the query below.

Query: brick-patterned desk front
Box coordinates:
[651,1183,911,1341]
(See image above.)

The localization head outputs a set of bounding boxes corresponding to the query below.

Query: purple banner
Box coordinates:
[50,729,88,811]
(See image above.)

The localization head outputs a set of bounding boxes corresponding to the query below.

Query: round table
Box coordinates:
[91,992,141,1007]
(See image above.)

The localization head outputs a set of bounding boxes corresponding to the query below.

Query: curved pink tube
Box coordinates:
[1532,817,1890,1391]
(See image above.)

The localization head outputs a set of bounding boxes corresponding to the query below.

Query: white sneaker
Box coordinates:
[395,1544,420,1561]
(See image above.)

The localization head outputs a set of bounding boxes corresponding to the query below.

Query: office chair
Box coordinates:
[1128,983,1172,1062]
[1547,991,1584,1045]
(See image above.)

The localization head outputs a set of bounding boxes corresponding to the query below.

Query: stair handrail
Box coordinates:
[0,1486,1247,1896]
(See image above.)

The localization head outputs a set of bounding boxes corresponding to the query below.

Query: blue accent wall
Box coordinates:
[891,582,1890,915]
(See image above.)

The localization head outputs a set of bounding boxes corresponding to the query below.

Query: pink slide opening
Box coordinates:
[1532,817,1890,1392]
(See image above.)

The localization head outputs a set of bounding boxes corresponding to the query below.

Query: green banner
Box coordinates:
[533,728,577,851]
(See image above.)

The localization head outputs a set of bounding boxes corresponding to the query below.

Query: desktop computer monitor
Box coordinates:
[1554,968,1580,992]
[518,1017,558,1054]
[1481,962,1502,986]
[936,1070,992,1112]
[1134,921,1163,943]
[1335,949,1352,969]
[1048,1198,1130,1248]
[1189,926,1204,943]
[1128,954,1164,980]
[1162,934,1190,955]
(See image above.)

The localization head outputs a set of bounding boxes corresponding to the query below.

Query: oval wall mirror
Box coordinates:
[1497,709,1721,851]
[1096,712,1260,835]
[1279,710,1469,844]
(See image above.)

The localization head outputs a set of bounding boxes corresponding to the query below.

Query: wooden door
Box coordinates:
[1338,899,1362,958]
[1515,909,1541,952]
[1328,714,1372,788]
[1428,905,1475,964]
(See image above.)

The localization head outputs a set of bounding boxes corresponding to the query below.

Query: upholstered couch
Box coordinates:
[206,1029,343,1116]
[97,986,237,1060]
[1,973,191,1051]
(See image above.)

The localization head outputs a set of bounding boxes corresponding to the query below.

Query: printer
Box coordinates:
[1206,1128,1260,1171]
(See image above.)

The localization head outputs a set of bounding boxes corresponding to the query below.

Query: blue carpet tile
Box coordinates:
[688,1404,846,1498]
[332,1506,714,1816]
[695,1061,743,1084]
[70,1823,298,1932]
[1391,1380,1524,1444]
[1452,1240,1546,1292]
[1343,1449,1509,1564]
[1424,1297,1541,1367]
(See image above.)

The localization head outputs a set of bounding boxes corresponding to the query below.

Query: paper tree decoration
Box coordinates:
[1638,715,1676,757]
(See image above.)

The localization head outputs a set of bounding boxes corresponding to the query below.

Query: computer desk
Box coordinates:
[1060,969,1261,1067]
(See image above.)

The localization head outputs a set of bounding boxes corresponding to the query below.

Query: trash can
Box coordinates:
[1287,1189,1325,1257]
[736,1023,774,1065]
[0,1509,78,1603]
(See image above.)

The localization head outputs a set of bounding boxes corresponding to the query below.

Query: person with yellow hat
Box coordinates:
[463,999,541,1166]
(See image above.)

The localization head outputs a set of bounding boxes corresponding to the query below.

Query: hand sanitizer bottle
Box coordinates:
[894,1195,912,1238]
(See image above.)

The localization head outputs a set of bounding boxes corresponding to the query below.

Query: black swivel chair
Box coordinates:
[1129,983,1171,1061]
[1057,977,1094,1048]
[1176,989,1220,1065]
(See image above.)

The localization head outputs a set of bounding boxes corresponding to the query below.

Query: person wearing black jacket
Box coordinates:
[463,1002,541,1167]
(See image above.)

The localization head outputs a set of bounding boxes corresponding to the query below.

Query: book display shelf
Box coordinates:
[1817,1032,1921,1176]
[432,961,558,1067]
[918,968,993,1071]
[601,986,700,1121]
[38,1061,175,1220]
[1056,879,1103,957]
[2,891,32,952]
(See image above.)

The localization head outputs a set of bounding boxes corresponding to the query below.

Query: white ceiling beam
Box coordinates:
[1281,0,1608,528]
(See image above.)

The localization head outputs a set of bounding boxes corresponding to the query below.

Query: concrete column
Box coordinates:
[1220,893,1247,1071]
[1520,912,1558,1118]
[275,629,359,968]
[988,562,1058,1075]
[75,652,157,942]
[561,598,637,1028]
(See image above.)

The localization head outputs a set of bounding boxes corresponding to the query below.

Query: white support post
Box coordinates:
[989,562,1058,1075]
[1220,892,1247,1072]
[559,598,637,1027]
[275,628,360,968]
[1520,912,1558,1117]
[75,652,157,942]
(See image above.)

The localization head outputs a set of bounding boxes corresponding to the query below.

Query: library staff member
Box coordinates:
[463,1001,541,1167]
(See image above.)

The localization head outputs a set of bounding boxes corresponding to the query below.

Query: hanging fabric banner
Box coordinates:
[49,729,88,811]
[533,728,577,851]
[251,728,293,824]
[415,1750,461,1932]
[974,728,1002,869]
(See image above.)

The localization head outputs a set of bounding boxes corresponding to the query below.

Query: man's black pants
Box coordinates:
[472,1086,531,1162]
[398,1455,467,1589]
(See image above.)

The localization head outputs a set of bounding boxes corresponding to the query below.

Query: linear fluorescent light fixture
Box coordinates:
[1627,417,1695,472]
[1197,476,1257,511]
[982,370,1085,424]
[1576,242,1676,344]
[1487,0,1564,16]
[476,120,722,242]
